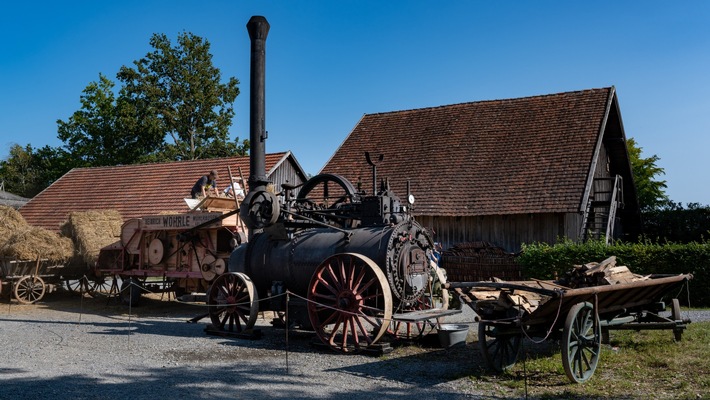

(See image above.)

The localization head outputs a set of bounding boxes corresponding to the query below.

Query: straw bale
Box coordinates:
[61,210,123,265]
[1,227,73,261]
[0,205,29,240]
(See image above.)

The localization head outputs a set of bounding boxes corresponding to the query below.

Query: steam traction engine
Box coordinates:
[205,16,452,353]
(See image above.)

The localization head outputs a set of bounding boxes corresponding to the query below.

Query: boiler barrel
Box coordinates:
[229,220,432,303]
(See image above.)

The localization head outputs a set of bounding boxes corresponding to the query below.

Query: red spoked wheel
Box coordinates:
[307,253,392,353]
[207,272,259,333]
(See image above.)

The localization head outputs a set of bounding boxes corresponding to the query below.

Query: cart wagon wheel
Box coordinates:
[91,275,115,296]
[308,253,393,353]
[562,301,601,383]
[65,277,96,296]
[670,298,683,342]
[14,275,46,304]
[207,272,259,333]
[478,321,521,372]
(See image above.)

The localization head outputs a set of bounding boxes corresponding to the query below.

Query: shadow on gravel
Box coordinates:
[0,363,504,400]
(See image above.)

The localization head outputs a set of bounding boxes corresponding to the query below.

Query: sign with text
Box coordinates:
[141,212,227,230]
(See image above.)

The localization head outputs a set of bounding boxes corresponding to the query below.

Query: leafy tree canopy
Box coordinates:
[0,144,73,197]
[116,32,240,161]
[626,137,669,212]
[57,73,166,166]
[3,32,247,197]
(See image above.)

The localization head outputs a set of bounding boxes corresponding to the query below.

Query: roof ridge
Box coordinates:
[365,87,613,117]
[67,152,289,172]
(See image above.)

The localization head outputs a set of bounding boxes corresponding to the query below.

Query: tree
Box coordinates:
[642,201,710,242]
[116,32,240,161]
[626,137,669,212]
[40,32,246,195]
[0,144,35,197]
[57,74,165,166]
[31,145,77,191]
[0,144,73,197]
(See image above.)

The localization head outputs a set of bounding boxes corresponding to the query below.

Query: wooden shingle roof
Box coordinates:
[20,152,297,232]
[322,87,617,217]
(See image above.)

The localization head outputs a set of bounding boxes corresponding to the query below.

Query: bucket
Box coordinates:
[437,324,469,348]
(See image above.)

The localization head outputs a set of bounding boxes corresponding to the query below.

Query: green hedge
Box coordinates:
[517,239,709,307]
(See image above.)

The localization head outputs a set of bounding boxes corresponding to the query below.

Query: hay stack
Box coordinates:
[0,205,73,261]
[61,210,123,265]
[0,205,29,238]
[1,226,73,261]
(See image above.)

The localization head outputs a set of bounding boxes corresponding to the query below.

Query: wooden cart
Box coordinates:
[447,273,693,383]
[0,257,68,304]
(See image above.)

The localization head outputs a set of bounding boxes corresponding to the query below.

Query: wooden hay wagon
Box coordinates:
[447,260,693,383]
[0,258,68,304]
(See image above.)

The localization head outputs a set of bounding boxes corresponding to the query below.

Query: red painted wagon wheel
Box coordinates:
[14,275,46,304]
[207,272,259,333]
[308,253,392,353]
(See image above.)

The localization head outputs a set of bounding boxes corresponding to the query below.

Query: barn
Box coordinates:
[19,151,307,233]
[321,87,642,254]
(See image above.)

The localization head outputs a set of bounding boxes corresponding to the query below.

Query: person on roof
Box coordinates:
[223,178,244,198]
[191,170,219,199]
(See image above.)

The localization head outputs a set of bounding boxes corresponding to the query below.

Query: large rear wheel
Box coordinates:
[562,302,601,383]
[308,253,392,353]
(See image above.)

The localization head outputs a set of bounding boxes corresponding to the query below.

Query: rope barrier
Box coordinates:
[518,291,565,345]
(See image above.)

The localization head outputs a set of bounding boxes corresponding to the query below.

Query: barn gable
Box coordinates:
[322,87,641,251]
[20,151,307,233]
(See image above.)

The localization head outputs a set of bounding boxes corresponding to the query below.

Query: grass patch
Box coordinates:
[472,321,710,399]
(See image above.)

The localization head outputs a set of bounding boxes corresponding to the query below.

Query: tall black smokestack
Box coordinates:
[246,16,270,189]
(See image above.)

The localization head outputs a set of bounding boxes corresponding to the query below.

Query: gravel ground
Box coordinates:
[0,291,707,400]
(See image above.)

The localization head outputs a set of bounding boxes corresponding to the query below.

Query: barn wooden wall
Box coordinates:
[417,212,583,253]
[268,157,307,189]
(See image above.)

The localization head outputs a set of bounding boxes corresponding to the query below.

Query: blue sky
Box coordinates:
[1,1,708,205]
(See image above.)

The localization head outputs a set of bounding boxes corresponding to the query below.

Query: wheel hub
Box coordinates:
[337,291,360,312]
[225,295,237,312]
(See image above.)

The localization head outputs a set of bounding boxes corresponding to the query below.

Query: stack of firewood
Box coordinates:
[555,256,649,288]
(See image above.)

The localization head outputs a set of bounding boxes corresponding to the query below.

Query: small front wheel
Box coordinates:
[14,276,46,304]
[207,272,258,333]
